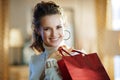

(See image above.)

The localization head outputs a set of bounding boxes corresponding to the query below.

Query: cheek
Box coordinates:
[43,32,50,39]
[60,30,64,37]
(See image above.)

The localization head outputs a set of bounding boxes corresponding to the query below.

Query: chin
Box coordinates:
[49,39,63,47]
[50,44,59,47]
[49,42,61,47]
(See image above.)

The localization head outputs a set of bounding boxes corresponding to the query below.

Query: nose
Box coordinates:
[51,29,57,37]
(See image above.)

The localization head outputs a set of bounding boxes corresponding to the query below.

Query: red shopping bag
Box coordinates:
[57,47,110,80]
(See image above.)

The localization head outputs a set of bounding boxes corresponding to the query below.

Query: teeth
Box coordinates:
[50,38,58,41]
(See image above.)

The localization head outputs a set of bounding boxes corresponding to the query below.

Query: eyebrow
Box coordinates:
[42,24,62,28]
[42,26,51,28]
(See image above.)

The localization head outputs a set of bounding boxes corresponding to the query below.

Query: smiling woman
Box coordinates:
[29,1,68,80]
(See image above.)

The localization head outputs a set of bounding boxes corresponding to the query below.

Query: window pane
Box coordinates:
[112,0,120,30]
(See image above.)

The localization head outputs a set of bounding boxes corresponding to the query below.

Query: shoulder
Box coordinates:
[30,51,46,64]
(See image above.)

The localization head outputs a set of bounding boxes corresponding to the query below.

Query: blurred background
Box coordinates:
[0,0,120,80]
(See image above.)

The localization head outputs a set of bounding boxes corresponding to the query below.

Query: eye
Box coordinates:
[57,25,62,29]
[43,27,50,31]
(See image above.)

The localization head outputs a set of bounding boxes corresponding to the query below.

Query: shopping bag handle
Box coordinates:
[58,47,85,56]
[58,47,71,56]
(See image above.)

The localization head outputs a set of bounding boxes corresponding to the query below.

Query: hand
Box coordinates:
[48,51,62,60]
[48,45,73,60]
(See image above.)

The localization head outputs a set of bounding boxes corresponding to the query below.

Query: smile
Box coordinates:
[50,38,59,41]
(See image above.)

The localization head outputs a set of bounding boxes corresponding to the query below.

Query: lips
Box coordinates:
[50,37,59,41]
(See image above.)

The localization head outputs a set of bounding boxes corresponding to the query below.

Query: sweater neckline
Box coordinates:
[43,41,65,55]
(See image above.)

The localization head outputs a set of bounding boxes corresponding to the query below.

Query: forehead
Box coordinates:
[40,14,63,27]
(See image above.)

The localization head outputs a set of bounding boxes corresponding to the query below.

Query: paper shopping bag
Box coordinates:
[57,47,110,80]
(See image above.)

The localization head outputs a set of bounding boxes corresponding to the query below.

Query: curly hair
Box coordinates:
[31,1,62,52]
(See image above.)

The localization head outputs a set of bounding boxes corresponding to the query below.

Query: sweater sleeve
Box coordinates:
[29,53,46,80]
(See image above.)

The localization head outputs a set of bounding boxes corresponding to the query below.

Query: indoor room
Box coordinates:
[0,0,120,80]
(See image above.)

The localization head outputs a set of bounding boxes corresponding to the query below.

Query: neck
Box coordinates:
[43,41,65,54]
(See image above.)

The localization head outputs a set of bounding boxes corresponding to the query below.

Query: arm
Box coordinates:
[29,54,46,80]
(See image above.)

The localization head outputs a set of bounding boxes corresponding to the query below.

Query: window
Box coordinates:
[111,0,120,30]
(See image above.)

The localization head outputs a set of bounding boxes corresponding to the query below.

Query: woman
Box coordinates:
[29,1,70,80]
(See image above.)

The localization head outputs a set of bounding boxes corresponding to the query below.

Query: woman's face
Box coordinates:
[39,14,64,47]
